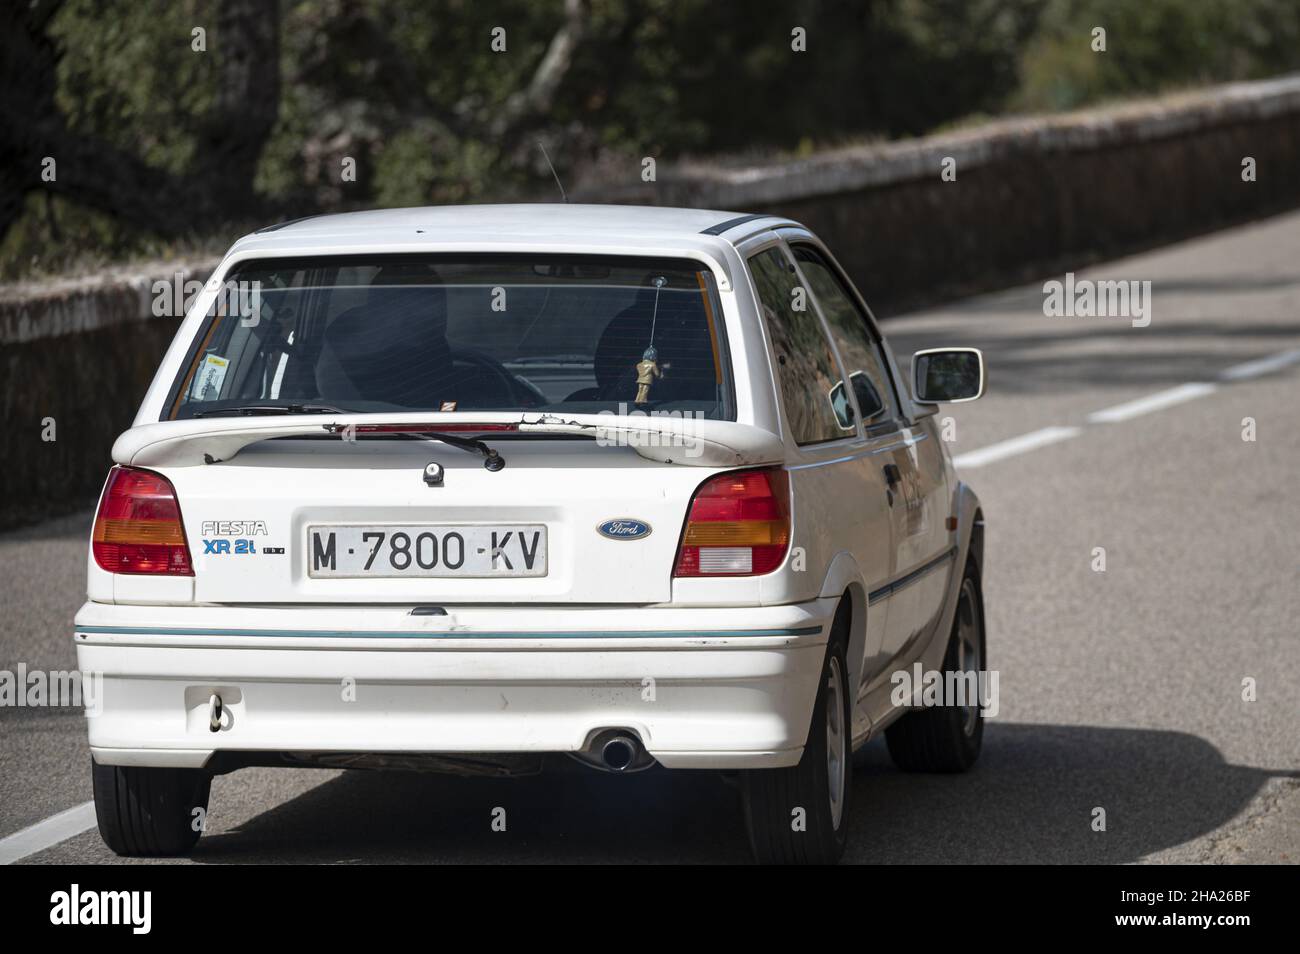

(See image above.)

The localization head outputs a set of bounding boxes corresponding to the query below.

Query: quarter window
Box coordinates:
[792,245,897,430]
[749,247,850,444]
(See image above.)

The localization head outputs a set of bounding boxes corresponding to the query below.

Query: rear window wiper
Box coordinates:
[193,403,347,418]
[322,423,506,471]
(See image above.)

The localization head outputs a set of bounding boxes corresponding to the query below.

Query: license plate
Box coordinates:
[307,525,547,578]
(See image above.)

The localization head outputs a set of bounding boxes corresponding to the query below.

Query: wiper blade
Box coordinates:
[322,423,506,471]
[194,403,347,418]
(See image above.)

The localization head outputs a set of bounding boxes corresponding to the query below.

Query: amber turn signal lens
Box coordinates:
[674,468,791,577]
[92,466,194,576]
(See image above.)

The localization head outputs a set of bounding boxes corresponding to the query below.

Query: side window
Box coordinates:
[792,245,898,430]
[749,247,850,444]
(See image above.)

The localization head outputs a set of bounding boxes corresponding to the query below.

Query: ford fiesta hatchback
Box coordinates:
[77,204,987,864]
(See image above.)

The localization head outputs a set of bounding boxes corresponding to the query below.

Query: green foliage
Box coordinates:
[52,0,214,174]
[0,193,223,280]
[7,0,1300,279]
[1,1,218,277]
[1015,0,1300,112]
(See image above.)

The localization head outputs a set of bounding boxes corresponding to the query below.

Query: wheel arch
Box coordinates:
[968,504,985,577]
[817,551,869,701]
[917,480,985,674]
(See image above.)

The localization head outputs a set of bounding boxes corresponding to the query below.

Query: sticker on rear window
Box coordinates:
[192,354,229,400]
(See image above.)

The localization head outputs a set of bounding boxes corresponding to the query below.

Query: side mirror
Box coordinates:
[911,348,984,404]
[828,379,854,430]
[829,371,886,429]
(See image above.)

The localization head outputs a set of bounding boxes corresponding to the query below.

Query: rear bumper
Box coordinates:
[74,600,833,771]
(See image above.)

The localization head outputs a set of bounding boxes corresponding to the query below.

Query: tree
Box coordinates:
[0,0,281,243]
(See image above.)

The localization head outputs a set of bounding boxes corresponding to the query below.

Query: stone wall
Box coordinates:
[4,76,1300,527]
[576,76,1300,313]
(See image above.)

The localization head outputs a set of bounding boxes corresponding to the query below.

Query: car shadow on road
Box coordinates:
[848,724,1290,863]
[189,722,1288,864]
[195,757,753,864]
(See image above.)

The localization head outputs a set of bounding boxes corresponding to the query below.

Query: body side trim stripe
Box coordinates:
[867,545,957,606]
[74,625,825,640]
[787,431,928,471]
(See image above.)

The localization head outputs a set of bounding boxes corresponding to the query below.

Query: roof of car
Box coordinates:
[232,204,794,255]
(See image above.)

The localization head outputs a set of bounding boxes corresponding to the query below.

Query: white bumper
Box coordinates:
[74,600,833,771]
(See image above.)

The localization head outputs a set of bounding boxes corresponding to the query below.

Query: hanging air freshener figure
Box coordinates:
[635,346,664,405]
[634,276,668,405]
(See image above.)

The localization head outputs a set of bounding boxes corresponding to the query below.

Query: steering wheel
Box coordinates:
[447,349,542,407]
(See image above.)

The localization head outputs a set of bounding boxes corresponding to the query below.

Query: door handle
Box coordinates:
[883,463,902,487]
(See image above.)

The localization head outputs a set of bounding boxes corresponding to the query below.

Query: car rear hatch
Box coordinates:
[115,416,784,605]
[120,251,785,605]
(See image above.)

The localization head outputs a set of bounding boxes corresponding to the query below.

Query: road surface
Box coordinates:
[2,210,1298,864]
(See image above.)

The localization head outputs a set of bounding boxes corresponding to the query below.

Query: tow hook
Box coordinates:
[208,693,224,733]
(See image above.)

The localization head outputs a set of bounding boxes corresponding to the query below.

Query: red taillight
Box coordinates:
[92,466,194,576]
[673,468,791,577]
[343,423,520,433]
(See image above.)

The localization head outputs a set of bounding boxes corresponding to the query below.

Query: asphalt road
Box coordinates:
[2,211,1298,864]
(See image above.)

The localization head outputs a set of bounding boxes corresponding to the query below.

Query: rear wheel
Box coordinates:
[92,759,211,857]
[885,561,986,772]
[742,626,852,864]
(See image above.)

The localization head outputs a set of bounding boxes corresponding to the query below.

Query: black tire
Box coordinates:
[885,560,986,773]
[742,617,852,864]
[92,759,211,857]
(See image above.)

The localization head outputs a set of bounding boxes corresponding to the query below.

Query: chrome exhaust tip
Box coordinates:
[569,728,654,773]
[601,735,638,771]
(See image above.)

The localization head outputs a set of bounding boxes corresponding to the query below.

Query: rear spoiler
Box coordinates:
[113,413,786,469]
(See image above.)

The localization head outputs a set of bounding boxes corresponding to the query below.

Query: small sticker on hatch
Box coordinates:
[597,519,652,540]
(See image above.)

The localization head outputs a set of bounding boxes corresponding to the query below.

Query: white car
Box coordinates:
[77,204,986,864]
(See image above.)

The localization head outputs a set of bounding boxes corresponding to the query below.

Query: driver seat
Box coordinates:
[315,266,512,409]
[315,266,452,408]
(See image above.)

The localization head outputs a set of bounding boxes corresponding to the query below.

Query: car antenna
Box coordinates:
[537,141,568,203]
[648,275,666,346]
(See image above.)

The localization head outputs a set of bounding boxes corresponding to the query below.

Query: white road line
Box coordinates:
[1086,382,1218,424]
[0,800,96,864]
[1220,348,1300,381]
[951,426,1082,468]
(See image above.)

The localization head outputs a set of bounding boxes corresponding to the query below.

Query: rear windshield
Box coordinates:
[166,255,732,420]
